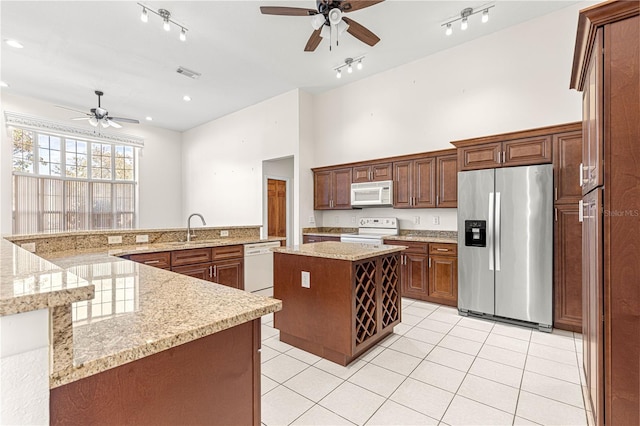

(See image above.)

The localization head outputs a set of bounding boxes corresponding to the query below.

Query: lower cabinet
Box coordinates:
[385,240,458,307]
[553,204,582,332]
[126,245,244,290]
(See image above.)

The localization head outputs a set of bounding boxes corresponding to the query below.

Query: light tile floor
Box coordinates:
[260,299,590,426]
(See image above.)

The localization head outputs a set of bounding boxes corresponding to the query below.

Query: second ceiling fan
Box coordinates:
[260,0,384,52]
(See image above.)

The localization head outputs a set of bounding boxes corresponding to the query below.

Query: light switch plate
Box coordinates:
[432,216,440,225]
[108,236,123,244]
[136,234,149,243]
[220,230,229,237]
[301,271,310,288]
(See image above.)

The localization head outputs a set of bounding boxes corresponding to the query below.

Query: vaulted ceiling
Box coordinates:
[1,1,580,132]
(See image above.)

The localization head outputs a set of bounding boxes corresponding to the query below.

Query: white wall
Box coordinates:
[0,93,183,234]
[297,90,317,240]
[181,90,301,230]
[310,4,585,231]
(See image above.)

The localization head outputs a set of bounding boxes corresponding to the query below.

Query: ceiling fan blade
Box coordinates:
[342,17,380,46]
[304,28,323,52]
[71,117,90,121]
[56,105,90,115]
[109,117,140,124]
[260,6,317,16]
[341,0,385,13]
[105,118,122,129]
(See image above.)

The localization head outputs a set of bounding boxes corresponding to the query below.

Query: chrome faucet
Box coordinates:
[187,213,206,242]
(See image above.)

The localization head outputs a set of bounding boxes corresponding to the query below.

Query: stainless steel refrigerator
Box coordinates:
[457,164,553,331]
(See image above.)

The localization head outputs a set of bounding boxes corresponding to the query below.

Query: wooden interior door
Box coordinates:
[268,179,286,237]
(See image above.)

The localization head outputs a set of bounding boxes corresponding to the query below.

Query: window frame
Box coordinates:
[11,127,139,234]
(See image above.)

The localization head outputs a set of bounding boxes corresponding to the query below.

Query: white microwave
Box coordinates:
[350,180,394,207]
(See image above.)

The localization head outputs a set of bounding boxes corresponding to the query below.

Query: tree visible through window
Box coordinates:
[11,128,137,234]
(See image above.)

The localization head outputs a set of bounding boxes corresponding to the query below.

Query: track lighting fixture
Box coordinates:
[138,3,188,41]
[441,3,494,36]
[334,56,365,79]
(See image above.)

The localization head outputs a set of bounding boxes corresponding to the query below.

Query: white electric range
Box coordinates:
[340,217,399,245]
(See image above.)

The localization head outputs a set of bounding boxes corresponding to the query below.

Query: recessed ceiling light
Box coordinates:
[183,95,192,102]
[0,81,8,88]
[145,116,153,121]
[5,39,24,49]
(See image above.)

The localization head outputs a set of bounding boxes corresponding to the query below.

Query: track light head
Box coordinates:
[141,7,148,23]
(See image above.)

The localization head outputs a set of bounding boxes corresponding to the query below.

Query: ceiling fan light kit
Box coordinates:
[260,0,383,52]
[442,3,494,36]
[137,3,188,42]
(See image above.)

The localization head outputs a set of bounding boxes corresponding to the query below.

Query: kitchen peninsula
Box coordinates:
[272,241,406,366]
[1,227,281,426]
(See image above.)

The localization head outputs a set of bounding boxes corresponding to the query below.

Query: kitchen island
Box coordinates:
[1,227,281,426]
[272,241,406,366]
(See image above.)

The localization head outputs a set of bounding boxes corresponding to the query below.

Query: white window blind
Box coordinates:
[11,128,137,234]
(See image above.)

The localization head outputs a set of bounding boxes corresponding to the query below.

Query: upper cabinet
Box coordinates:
[352,163,392,183]
[312,149,457,211]
[455,135,552,171]
[393,157,436,208]
[393,151,457,209]
[314,167,352,210]
[553,130,583,204]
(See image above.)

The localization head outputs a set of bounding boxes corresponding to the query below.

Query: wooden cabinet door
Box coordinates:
[553,131,583,204]
[332,168,353,209]
[582,29,604,195]
[428,255,458,307]
[393,161,413,208]
[413,157,436,208]
[553,204,582,332]
[213,259,244,290]
[458,142,501,171]
[502,136,552,167]
[314,171,332,210]
[172,263,212,281]
[436,154,458,207]
[583,189,604,425]
[402,253,429,299]
[371,163,393,182]
[352,165,371,183]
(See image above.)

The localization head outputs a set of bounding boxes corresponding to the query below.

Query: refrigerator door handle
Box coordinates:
[488,192,495,271]
[495,192,501,271]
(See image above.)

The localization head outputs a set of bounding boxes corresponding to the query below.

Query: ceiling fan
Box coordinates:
[260,0,384,52]
[58,90,139,129]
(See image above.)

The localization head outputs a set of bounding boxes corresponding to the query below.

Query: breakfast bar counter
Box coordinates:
[272,241,406,365]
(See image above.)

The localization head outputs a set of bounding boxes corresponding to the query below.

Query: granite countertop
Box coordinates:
[273,241,407,261]
[2,233,282,388]
[383,235,458,244]
[106,236,284,257]
[0,239,94,316]
[44,250,281,388]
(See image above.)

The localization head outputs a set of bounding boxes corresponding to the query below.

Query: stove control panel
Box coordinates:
[359,217,398,228]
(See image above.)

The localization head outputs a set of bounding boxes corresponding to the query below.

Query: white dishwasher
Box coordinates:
[243,241,281,296]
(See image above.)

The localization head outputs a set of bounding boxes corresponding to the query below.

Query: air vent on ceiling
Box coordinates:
[176,66,201,79]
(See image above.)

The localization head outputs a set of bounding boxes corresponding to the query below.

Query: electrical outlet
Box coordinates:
[220,230,229,237]
[308,216,315,224]
[334,216,340,224]
[351,216,356,223]
[21,242,36,252]
[108,236,123,244]
[432,216,440,225]
[136,234,149,243]
[301,271,310,288]
[414,216,421,225]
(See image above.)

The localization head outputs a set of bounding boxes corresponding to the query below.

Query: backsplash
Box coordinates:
[4,226,261,255]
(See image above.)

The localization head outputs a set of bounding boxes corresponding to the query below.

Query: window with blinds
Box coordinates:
[11,128,137,234]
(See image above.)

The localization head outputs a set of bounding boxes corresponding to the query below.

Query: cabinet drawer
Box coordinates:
[384,240,428,254]
[212,244,243,260]
[128,251,171,269]
[171,248,212,267]
[429,243,457,256]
